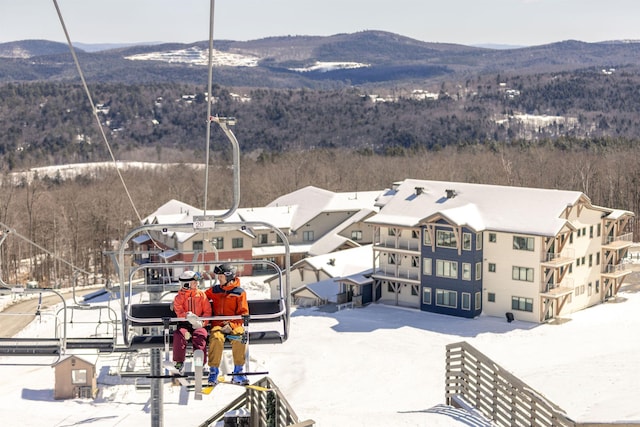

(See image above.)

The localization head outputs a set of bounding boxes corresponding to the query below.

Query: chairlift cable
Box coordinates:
[52,0,143,224]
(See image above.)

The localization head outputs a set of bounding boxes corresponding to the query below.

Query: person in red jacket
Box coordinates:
[172,270,212,372]
[205,263,249,385]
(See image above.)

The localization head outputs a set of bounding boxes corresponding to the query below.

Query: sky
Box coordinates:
[1,269,640,426]
[2,0,640,48]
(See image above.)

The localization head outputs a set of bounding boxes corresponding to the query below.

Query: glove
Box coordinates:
[186,311,203,329]
[220,322,233,334]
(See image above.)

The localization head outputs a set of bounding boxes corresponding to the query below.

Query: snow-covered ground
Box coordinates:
[1,273,640,426]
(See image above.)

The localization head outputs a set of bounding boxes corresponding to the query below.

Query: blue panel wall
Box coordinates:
[420,223,483,318]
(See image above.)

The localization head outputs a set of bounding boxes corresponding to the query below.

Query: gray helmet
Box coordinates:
[213,263,236,281]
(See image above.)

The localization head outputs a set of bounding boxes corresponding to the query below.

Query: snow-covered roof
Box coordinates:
[336,268,374,286]
[236,205,296,230]
[295,245,373,278]
[367,179,600,236]
[267,186,382,231]
[293,278,339,302]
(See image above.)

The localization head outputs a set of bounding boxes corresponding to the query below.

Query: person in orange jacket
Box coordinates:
[205,263,249,385]
[172,270,212,373]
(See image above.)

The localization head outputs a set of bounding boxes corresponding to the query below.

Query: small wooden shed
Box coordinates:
[52,355,98,399]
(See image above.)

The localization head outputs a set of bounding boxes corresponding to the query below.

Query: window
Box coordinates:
[512,296,533,312]
[422,287,432,304]
[475,292,482,310]
[259,233,268,244]
[388,253,398,265]
[589,254,593,267]
[436,289,457,308]
[597,224,601,237]
[351,230,363,241]
[596,252,600,265]
[513,236,534,251]
[462,263,471,280]
[411,230,420,239]
[411,256,419,268]
[487,292,496,302]
[463,233,472,250]
[461,293,471,310]
[303,230,314,241]
[193,240,203,251]
[232,237,243,249]
[71,369,88,384]
[423,231,432,246]
[387,283,399,293]
[423,258,432,275]
[212,238,224,250]
[475,262,482,280]
[436,260,458,278]
[489,233,497,243]
[488,263,496,272]
[388,228,397,236]
[512,266,534,282]
[589,226,594,238]
[411,286,418,296]
[436,230,457,248]
[476,232,482,250]
[275,234,283,244]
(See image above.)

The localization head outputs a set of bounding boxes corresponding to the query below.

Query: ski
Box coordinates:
[183,370,269,377]
[217,376,271,391]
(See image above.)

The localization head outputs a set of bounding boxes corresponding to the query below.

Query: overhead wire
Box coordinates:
[52,0,143,224]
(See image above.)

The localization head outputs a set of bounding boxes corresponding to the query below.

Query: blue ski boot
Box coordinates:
[208,367,219,385]
[231,365,249,385]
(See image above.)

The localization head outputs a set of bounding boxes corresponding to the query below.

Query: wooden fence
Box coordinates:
[445,341,575,427]
[198,376,313,427]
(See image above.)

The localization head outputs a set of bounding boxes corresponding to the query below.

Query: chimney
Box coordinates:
[446,189,456,199]
[415,186,424,196]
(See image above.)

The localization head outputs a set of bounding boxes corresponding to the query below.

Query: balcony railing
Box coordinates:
[378,239,420,251]
[543,248,575,263]
[540,278,574,293]
[602,263,628,274]
[605,232,633,244]
[374,266,421,281]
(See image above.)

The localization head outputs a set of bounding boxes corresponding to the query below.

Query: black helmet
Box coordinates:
[213,263,236,281]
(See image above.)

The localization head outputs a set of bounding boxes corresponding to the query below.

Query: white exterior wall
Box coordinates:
[482,231,543,323]
[288,212,356,245]
[482,206,607,322]
[561,208,604,314]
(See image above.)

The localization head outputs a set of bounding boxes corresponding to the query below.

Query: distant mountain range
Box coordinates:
[1,31,640,88]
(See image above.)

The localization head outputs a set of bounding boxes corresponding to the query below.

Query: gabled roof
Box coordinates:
[307,208,375,256]
[236,205,296,230]
[294,244,373,278]
[267,186,382,231]
[141,200,244,243]
[336,268,374,286]
[292,278,337,302]
[367,179,597,236]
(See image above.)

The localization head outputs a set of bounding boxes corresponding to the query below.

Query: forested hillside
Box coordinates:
[2,65,640,171]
